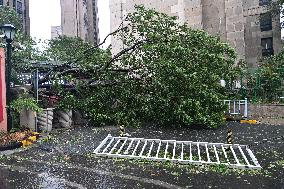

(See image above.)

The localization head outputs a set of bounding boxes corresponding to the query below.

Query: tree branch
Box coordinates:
[99,39,147,71]
[74,18,129,64]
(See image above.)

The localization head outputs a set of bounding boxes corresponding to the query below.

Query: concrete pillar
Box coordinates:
[0,48,7,132]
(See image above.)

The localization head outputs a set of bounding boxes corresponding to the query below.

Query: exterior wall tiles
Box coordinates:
[109,0,281,67]
[61,0,99,45]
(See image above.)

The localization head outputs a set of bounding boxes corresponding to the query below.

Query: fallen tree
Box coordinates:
[26,6,239,128]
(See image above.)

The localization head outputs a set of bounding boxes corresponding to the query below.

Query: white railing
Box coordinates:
[94,135,261,170]
[224,99,248,118]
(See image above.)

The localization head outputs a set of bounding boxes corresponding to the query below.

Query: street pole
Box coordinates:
[6,39,13,131]
[0,24,16,132]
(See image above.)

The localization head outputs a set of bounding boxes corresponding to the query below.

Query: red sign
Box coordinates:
[0,54,3,122]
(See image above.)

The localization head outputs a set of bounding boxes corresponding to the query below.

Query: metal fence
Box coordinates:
[94,135,261,170]
[238,68,284,102]
[224,99,248,118]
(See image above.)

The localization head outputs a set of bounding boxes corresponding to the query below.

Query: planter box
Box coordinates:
[72,110,87,126]
[37,108,54,132]
[20,109,37,131]
[54,110,72,128]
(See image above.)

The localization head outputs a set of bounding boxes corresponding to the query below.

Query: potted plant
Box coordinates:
[54,93,75,128]
[36,93,58,132]
[11,95,42,131]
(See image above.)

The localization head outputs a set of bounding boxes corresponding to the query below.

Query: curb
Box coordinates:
[0,132,41,152]
[224,117,258,124]
[0,142,22,151]
[239,119,258,124]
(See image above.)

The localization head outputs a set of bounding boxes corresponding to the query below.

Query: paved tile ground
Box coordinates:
[0,122,283,189]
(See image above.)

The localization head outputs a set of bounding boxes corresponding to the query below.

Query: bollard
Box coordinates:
[119,125,125,137]
[227,129,233,144]
[226,129,232,151]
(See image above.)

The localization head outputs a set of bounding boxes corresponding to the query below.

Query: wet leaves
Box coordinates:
[0,123,283,188]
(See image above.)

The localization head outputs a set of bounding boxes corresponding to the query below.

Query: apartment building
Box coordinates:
[60,0,99,45]
[51,26,62,39]
[0,0,30,35]
[110,0,281,67]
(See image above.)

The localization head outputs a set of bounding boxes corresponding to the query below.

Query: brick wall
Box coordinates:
[249,104,284,119]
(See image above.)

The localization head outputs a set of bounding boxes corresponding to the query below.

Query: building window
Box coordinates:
[259,0,271,6]
[0,0,3,5]
[13,0,16,7]
[261,37,274,57]
[16,1,23,14]
[260,13,272,31]
[84,14,88,27]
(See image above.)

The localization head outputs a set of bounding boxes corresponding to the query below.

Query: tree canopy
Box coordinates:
[0,6,21,30]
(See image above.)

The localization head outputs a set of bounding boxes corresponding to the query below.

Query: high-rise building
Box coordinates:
[110,0,281,67]
[51,26,62,39]
[60,0,99,45]
[0,0,30,35]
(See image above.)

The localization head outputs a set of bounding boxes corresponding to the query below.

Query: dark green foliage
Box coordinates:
[0,6,21,30]
[11,96,42,113]
[45,36,90,62]
[242,50,284,103]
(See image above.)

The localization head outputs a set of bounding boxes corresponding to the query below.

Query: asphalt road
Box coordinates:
[0,122,283,189]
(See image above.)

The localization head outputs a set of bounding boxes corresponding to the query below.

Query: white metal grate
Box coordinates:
[94,134,261,170]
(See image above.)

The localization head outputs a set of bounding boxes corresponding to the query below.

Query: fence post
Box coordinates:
[244,98,248,118]
[119,125,125,137]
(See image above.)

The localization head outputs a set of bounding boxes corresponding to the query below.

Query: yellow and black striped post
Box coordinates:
[119,125,125,137]
[226,129,233,151]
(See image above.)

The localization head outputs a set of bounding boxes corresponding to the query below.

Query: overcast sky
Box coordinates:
[29,0,110,46]
[29,1,283,45]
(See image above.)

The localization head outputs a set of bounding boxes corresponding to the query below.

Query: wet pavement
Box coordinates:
[0,122,283,189]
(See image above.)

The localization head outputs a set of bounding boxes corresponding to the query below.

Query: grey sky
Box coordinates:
[29,1,283,45]
[30,0,111,46]
[98,0,111,47]
[30,0,61,40]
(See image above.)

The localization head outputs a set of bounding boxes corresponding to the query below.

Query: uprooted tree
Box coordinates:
[37,6,238,128]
